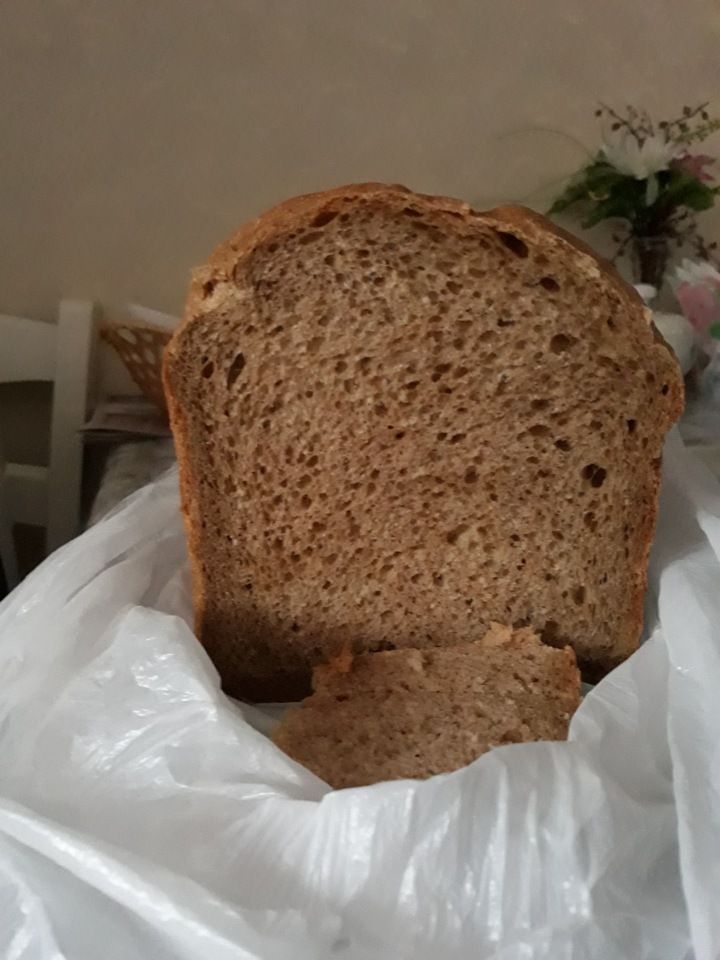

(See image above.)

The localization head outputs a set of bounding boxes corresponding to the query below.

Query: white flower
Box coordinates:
[674,258,720,287]
[601,132,679,180]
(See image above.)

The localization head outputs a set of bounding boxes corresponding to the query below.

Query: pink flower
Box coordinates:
[673,152,716,182]
[676,280,720,337]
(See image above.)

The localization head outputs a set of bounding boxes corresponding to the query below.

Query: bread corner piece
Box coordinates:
[164,182,684,702]
[271,624,580,789]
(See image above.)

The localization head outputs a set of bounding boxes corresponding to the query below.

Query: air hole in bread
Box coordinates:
[497,317,515,327]
[555,438,571,452]
[497,231,529,258]
[446,524,468,545]
[403,206,422,217]
[627,419,637,434]
[550,333,575,354]
[299,231,324,245]
[202,361,215,379]
[202,280,216,297]
[312,209,339,227]
[572,585,586,606]
[582,464,607,488]
[661,384,669,395]
[528,423,550,437]
[446,280,463,295]
[450,433,466,444]
[226,353,246,388]
[464,467,479,483]
[540,276,560,292]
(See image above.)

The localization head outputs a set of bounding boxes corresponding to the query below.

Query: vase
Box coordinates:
[631,236,671,289]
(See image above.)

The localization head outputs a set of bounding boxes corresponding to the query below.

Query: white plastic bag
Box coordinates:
[1,433,719,959]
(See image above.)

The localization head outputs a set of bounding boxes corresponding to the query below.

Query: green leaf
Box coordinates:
[548,177,592,214]
[662,169,719,212]
[548,159,634,216]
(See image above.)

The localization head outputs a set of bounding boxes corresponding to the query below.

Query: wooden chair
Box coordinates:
[0,301,96,589]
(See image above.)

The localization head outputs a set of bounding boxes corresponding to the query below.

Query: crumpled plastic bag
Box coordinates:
[0,430,719,959]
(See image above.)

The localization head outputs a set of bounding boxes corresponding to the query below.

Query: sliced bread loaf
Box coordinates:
[271,623,580,788]
[163,183,683,702]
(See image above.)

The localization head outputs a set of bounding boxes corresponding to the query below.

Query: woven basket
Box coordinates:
[101,321,174,416]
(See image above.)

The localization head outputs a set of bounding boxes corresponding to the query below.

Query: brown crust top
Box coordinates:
[177,182,651,326]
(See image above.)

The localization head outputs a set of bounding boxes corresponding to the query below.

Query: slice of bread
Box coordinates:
[272,623,581,788]
[163,182,683,702]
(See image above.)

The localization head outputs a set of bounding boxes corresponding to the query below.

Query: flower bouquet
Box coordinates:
[549,104,720,288]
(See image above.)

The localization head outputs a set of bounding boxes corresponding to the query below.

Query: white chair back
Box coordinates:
[0,301,96,589]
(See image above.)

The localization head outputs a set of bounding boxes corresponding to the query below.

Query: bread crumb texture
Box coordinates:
[272,624,581,788]
[163,183,683,702]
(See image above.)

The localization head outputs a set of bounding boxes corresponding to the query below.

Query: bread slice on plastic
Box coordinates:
[163,182,683,701]
[272,623,581,789]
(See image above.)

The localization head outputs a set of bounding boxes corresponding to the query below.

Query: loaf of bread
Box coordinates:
[163,183,683,702]
[272,623,580,788]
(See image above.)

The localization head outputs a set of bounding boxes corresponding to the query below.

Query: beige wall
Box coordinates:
[2,0,720,326]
